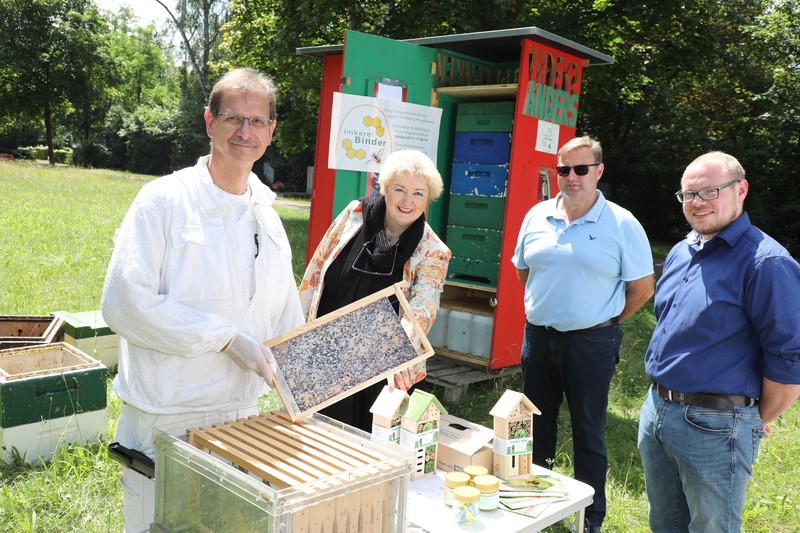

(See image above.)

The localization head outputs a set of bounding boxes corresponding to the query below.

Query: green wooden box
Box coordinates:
[455,101,515,132]
[447,257,499,286]
[447,194,506,230]
[52,310,119,369]
[446,225,502,262]
[0,343,106,429]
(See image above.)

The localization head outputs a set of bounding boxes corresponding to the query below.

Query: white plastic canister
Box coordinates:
[447,310,473,353]
[427,307,450,348]
[469,315,494,358]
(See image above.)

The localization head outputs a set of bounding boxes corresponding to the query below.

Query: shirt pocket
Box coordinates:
[169,224,233,302]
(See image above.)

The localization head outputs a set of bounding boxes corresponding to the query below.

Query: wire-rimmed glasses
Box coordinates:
[215,112,274,130]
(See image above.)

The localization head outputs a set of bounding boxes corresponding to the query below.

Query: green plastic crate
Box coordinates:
[446,257,499,286]
[446,225,502,262]
[447,194,506,230]
[456,101,514,132]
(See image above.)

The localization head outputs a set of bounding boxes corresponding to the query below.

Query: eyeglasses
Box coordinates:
[674,179,740,203]
[555,163,601,177]
[351,240,399,276]
[215,112,274,130]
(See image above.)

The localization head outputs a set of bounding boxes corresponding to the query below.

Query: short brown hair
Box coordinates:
[558,135,602,163]
[207,68,277,119]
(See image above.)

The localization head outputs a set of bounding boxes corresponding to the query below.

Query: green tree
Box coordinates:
[155,0,229,96]
[98,8,182,172]
[219,0,526,189]
[512,0,797,250]
[0,0,108,165]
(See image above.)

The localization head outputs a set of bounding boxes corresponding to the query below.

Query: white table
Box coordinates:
[407,465,594,533]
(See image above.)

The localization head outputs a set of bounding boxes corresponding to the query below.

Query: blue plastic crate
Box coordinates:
[450,163,508,197]
[452,132,512,165]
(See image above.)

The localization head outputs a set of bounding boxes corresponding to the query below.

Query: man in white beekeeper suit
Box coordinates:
[102,68,304,533]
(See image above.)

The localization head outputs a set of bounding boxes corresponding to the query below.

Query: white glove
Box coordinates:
[223,332,276,387]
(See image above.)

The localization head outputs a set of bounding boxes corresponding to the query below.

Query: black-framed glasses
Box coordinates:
[674,179,740,204]
[351,241,399,276]
[555,163,600,177]
[215,112,274,130]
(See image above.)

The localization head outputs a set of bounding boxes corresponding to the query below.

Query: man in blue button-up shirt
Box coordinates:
[638,151,800,533]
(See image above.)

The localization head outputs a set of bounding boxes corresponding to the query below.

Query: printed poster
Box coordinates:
[535,119,559,154]
[328,93,442,172]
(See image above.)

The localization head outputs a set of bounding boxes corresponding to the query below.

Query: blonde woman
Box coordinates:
[299,149,451,431]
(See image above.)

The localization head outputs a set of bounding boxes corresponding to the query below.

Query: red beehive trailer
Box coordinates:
[297,28,612,370]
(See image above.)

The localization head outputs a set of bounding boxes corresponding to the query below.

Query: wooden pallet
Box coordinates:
[420,356,519,403]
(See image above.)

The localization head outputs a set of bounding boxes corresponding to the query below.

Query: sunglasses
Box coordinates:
[555,163,601,177]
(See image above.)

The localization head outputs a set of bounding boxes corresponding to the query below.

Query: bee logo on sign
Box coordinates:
[328,93,442,172]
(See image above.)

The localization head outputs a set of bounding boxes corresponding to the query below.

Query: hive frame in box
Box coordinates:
[267,283,434,421]
[0,342,99,381]
[0,315,64,351]
[153,411,412,532]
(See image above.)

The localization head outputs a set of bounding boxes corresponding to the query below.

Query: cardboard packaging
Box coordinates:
[436,413,494,473]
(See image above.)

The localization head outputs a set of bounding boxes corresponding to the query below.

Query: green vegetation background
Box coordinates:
[1,161,797,532]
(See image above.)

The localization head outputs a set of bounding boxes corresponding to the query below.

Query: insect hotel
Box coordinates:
[490,390,541,479]
[152,284,432,532]
[398,389,447,480]
[370,385,410,444]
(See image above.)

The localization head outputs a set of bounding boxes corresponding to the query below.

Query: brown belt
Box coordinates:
[542,317,617,334]
[653,381,757,409]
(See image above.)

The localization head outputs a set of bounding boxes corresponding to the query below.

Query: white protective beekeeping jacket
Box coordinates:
[102,157,304,414]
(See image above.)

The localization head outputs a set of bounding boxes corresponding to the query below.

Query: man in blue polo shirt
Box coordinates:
[513,136,655,533]
[639,151,800,533]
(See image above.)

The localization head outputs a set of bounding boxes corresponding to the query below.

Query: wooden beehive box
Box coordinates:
[268,283,434,421]
[490,390,541,479]
[153,411,411,533]
[0,315,64,351]
[0,342,107,463]
[52,310,119,369]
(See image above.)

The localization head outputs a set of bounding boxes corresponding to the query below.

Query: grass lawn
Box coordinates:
[1,160,798,532]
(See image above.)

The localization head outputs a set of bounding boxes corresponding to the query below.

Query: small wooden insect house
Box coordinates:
[490,390,540,480]
[370,385,409,444]
[398,389,447,480]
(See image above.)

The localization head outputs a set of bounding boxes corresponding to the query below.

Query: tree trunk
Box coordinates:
[44,98,55,166]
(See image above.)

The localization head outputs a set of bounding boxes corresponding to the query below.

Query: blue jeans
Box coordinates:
[638,387,764,533]
[520,321,622,528]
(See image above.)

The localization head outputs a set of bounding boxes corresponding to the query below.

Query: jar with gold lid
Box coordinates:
[472,474,500,511]
[443,471,471,506]
[462,464,489,481]
[452,485,481,524]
